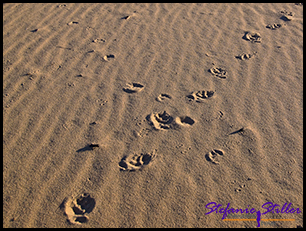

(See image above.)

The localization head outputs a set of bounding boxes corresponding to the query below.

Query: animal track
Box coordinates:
[57,4,67,8]
[205,149,224,165]
[156,93,172,102]
[147,111,195,130]
[119,150,157,171]
[280,10,294,21]
[92,38,106,43]
[123,83,144,93]
[209,67,228,79]
[235,52,257,60]
[67,21,79,25]
[148,111,174,130]
[266,23,286,30]
[103,54,115,61]
[243,31,262,43]
[187,90,215,102]
[61,193,96,225]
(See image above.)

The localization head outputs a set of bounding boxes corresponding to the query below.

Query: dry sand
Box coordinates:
[3,3,303,228]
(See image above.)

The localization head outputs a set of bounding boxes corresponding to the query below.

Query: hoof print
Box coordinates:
[148,111,174,130]
[209,67,228,79]
[147,111,195,130]
[243,31,262,43]
[123,83,144,93]
[103,54,115,61]
[205,149,224,165]
[187,90,214,102]
[156,93,172,102]
[62,193,95,225]
[121,15,131,20]
[119,150,156,171]
[266,23,286,29]
[235,52,257,60]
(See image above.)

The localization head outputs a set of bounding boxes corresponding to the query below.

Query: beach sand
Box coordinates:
[3,3,303,228]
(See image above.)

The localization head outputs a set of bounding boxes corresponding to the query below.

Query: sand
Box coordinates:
[3,3,303,228]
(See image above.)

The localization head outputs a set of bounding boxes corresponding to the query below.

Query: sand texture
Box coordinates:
[3,3,303,228]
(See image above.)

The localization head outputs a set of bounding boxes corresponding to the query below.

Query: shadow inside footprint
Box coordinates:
[103,54,115,61]
[141,153,153,165]
[76,193,96,214]
[280,15,293,21]
[118,156,129,170]
[280,10,294,21]
[121,15,130,20]
[176,116,195,126]
[213,149,224,156]
[75,217,88,223]
[61,193,96,225]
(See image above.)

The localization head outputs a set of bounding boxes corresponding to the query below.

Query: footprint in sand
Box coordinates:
[205,149,224,165]
[121,15,131,20]
[123,82,144,93]
[119,150,157,171]
[209,67,228,79]
[243,31,262,43]
[156,93,172,102]
[103,54,115,62]
[61,193,95,225]
[92,38,106,43]
[280,10,294,21]
[148,111,174,130]
[187,90,215,102]
[174,116,196,126]
[147,111,195,130]
[235,51,257,60]
[57,4,67,8]
[266,23,286,30]
[67,21,79,25]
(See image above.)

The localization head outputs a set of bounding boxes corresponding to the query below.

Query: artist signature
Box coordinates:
[205,202,301,227]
